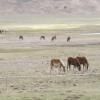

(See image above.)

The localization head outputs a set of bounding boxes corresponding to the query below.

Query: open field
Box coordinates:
[0,31,100,100]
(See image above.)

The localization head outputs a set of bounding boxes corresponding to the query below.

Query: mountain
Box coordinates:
[0,0,100,16]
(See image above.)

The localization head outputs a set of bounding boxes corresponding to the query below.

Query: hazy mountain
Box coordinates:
[0,0,100,24]
[0,0,100,16]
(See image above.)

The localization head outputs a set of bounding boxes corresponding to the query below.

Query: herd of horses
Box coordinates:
[40,35,70,42]
[18,35,89,74]
[50,56,89,73]
[19,35,71,42]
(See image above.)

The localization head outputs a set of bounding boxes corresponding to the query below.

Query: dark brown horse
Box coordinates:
[40,36,45,40]
[51,35,56,41]
[50,59,66,73]
[67,36,71,42]
[67,57,81,71]
[19,35,23,40]
[76,56,89,71]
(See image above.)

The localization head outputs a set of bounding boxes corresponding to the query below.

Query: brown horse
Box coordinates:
[40,36,45,40]
[51,35,56,41]
[76,56,89,71]
[19,35,23,40]
[50,59,66,73]
[67,57,81,71]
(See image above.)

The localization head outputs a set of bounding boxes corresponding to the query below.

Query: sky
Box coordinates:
[0,0,100,29]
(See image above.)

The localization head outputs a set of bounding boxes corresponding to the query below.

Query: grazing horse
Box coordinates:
[19,35,23,40]
[67,36,71,42]
[0,30,4,34]
[67,57,81,71]
[76,56,89,71]
[40,36,45,40]
[51,35,56,41]
[50,59,66,73]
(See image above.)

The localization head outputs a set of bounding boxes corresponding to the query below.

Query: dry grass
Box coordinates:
[0,31,100,100]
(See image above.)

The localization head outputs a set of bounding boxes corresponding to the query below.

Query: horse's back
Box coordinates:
[51,59,60,64]
[67,57,80,66]
[67,57,75,63]
[76,56,88,63]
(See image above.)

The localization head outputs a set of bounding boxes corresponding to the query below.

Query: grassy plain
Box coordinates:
[0,31,100,100]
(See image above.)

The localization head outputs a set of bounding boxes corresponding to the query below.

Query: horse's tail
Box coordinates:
[83,57,89,70]
[86,59,89,70]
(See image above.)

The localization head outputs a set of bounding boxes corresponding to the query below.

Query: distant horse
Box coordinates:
[40,36,45,40]
[0,30,4,34]
[51,35,56,41]
[19,35,23,40]
[67,57,81,71]
[50,59,66,73]
[76,56,89,71]
[67,36,71,42]
[64,6,67,9]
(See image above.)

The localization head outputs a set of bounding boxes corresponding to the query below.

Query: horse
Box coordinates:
[0,30,4,34]
[67,57,81,71]
[50,59,66,73]
[19,35,23,40]
[51,35,56,41]
[76,56,89,71]
[67,36,71,42]
[40,36,45,40]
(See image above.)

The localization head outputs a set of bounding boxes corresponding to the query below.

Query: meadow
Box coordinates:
[0,30,100,100]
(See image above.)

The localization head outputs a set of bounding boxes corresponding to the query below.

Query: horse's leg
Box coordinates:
[72,65,74,71]
[58,66,61,74]
[84,64,87,71]
[86,63,88,70]
[73,65,76,71]
[84,63,88,71]
[50,65,53,74]
[69,64,71,71]
[67,63,69,71]
[76,66,79,71]
[62,66,66,73]
[83,64,84,71]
